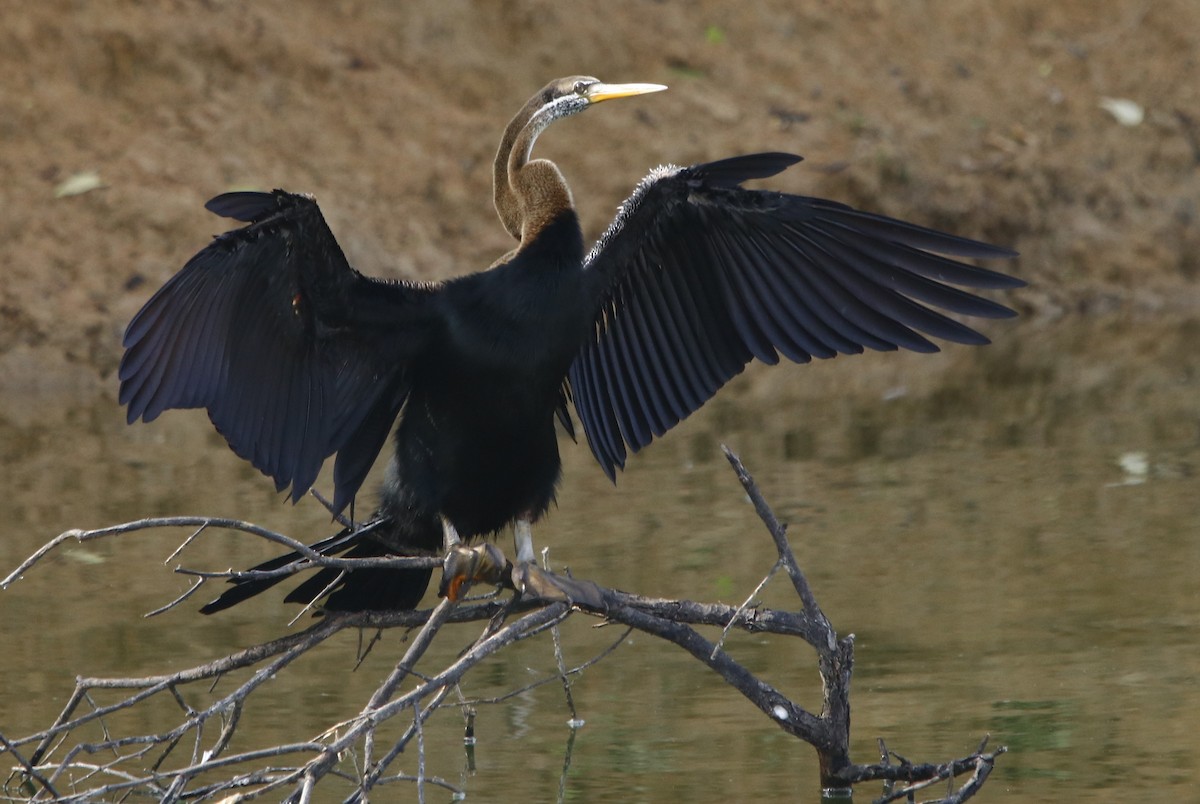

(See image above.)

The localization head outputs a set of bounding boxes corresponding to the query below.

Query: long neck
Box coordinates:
[493,97,574,248]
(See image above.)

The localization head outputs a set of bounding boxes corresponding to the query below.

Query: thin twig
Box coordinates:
[543,547,580,723]
[308,488,355,529]
[288,570,347,626]
[144,576,205,618]
[710,557,783,659]
[164,522,211,566]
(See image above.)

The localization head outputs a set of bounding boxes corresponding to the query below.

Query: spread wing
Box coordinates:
[569,153,1023,479]
[119,190,441,514]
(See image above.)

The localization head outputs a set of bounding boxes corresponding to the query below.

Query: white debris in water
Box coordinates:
[1108,451,1150,487]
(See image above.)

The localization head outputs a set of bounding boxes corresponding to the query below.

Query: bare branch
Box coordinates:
[844,736,1006,803]
[308,488,355,529]
[722,445,834,648]
[1,517,441,597]
[143,576,206,618]
[0,451,1003,801]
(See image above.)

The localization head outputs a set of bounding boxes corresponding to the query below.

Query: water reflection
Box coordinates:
[1,315,1197,801]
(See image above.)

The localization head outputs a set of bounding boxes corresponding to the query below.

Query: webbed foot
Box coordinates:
[438,543,512,602]
[510,562,607,610]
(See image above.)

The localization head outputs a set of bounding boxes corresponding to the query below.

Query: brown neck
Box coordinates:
[493,95,574,248]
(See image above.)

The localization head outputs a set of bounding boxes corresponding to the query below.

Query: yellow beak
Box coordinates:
[585,82,668,104]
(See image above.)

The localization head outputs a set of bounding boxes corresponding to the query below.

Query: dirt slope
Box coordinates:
[2,0,1197,402]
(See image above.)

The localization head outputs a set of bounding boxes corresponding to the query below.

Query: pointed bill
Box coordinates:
[585,82,668,104]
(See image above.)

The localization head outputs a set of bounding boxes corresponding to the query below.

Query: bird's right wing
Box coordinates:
[570,153,1023,479]
[119,191,441,515]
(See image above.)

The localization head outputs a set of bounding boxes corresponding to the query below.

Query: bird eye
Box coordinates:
[573,80,590,96]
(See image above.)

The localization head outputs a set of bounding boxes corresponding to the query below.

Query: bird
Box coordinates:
[118,76,1023,614]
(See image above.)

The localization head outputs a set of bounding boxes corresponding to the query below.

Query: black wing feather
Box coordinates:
[119,190,439,514]
[736,231,836,359]
[624,271,691,422]
[570,154,1022,478]
[576,336,623,478]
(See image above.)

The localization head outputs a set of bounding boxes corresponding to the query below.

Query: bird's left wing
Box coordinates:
[119,190,441,514]
[569,153,1023,479]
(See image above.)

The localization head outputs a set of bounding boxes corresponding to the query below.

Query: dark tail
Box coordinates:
[200,513,442,614]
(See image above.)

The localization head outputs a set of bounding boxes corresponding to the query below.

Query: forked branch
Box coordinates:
[1,451,1003,802]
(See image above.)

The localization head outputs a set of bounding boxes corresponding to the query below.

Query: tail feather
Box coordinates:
[199,515,441,614]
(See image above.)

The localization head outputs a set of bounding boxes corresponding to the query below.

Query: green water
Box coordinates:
[2,315,1197,801]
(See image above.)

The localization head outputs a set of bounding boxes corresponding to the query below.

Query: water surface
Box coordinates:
[2,315,1197,801]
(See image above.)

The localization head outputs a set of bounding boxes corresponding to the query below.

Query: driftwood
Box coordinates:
[0,448,1003,802]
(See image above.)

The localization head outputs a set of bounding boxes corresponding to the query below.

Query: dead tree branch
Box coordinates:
[1,450,1004,801]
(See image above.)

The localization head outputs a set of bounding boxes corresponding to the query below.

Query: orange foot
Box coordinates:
[438,543,512,601]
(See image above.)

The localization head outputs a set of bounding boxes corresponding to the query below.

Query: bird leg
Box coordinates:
[513,517,536,564]
[442,517,462,552]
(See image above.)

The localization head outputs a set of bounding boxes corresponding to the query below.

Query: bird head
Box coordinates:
[538,76,668,120]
